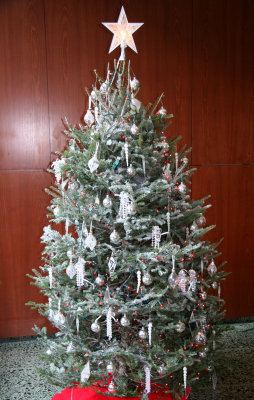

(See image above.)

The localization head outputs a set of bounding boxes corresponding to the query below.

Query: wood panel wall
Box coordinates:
[0,0,253,338]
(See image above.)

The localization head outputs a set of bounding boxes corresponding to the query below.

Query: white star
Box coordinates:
[102,6,143,54]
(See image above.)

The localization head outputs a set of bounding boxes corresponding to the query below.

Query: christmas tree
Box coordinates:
[27,7,227,400]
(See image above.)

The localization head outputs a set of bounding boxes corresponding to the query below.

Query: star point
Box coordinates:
[102,6,143,54]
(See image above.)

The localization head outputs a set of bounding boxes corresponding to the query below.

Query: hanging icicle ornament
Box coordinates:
[52,158,66,183]
[178,269,188,293]
[103,194,112,208]
[148,322,152,346]
[152,226,161,249]
[188,269,197,292]
[119,191,132,218]
[81,361,90,383]
[218,283,221,298]
[142,155,146,176]
[84,97,95,127]
[124,141,129,167]
[175,152,179,171]
[65,217,69,234]
[207,259,217,277]
[167,211,171,237]
[201,259,204,274]
[88,142,99,173]
[144,366,151,394]
[212,372,217,390]
[110,229,121,244]
[75,257,85,287]
[168,255,177,288]
[48,267,53,289]
[84,222,97,251]
[183,366,187,395]
[130,77,140,91]
[136,270,141,293]
[130,123,139,135]
[76,316,79,334]
[66,260,76,279]
[213,329,216,350]
[158,106,167,116]
[108,252,116,275]
[106,307,113,340]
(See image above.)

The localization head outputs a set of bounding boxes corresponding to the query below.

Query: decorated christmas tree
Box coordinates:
[27,7,227,400]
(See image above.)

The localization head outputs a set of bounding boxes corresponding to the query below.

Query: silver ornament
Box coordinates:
[91,90,96,99]
[91,321,101,333]
[196,215,206,227]
[53,206,61,217]
[100,82,108,93]
[208,259,217,277]
[84,109,94,127]
[110,229,120,244]
[54,312,65,326]
[120,314,130,327]
[182,157,189,165]
[130,123,139,135]
[108,381,117,393]
[130,77,140,91]
[84,232,97,251]
[103,195,112,208]
[211,281,218,289]
[198,347,208,358]
[131,96,141,111]
[158,365,166,375]
[175,321,185,333]
[138,327,147,340]
[158,106,167,116]
[66,261,76,279]
[190,222,198,232]
[200,291,207,301]
[142,272,153,286]
[127,164,136,176]
[178,182,187,193]
[106,362,115,374]
[195,330,206,345]
[95,275,104,286]
[88,154,99,173]
[178,269,188,292]
[168,267,178,288]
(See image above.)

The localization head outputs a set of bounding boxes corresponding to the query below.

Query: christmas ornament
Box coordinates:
[175,152,179,170]
[108,381,117,393]
[188,269,197,292]
[110,229,121,244]
[178,182,187,194]
[142,155,146,176]
[106,307,113,340]
[188,311,198,333]
[212,372,217,390]
[148,322,152,346]
[130,77,140,91]
[48,267,53,289]
[85,223,97,250]
[106,362,115,374]
[120,314,130,327]
[144,366,151,394]
[175,321,185,333]
[91,321,101,333]
[100,81,108,93]
[183,366,187,395]
[104,286,111,304]
[195,330,206,345]
[158,106,167,116]
[75,257,85,287]
[103,195,112,208]
[54,312,65,327]
[52,158,66,183]
[196,215,206,227]
[76,316,79,334]
[168,256,178,288]
[84,97,95,127]
[66,313,75,328]
[199,313,207,330]
[95,194,100,205]
[142,272,153,286]
[67,249,73,260]
[95,275,104,286]
[88,143,99,173]
[81,361,90,382]
[158,365,166,375]
[211,282,218,289]
[131,96,141,111]
[102,6,143,55]
[138,327,147,340]
[91,90,96,99]
[108,253,117,275]
[119,191,131,218]
[127,164,136,176]
[182,157,188,165]
[65,217,69,234]
[190,222,198,232]
[218,283,221,298]
[124,141,129,166]
[136,270,141,293]
[152,226,161,249]
[166,211,171,237]
[178,269,188,293]
[208,259,217,277]
[67,342,75,353]
[130,123,139,134]
[200,290,207,301]
[200,259,204,274]
[53,206,61,217]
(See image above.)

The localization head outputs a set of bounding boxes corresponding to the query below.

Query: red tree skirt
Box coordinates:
[51,386,189,400]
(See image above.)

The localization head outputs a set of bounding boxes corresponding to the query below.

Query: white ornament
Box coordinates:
[52,159,65,183]
[120,314,130,327]
[130,77,140,91]
[142,272,153,286]
[130,123,139,134]
[104,286,111,304]
[152,226,161,249]
[103,195,112,208]
[131,96,141,111]
[136,270,141,293]
[158,106,167,116]
[65,217,69,234]
[144,366,151,394]
[175,321,185,333]
[119,191,132,219]
[106,307,113,340]
[76,316,79,334]
[208,259,217,276]
[88,143,99,173]
[84,109,94,127]
[53,205,61,217]
[95,275,104,286]
[212,372,217,390]
[75,257,85,287]
[67,249,73,261]
[188,269,197,292]
[183,366,187,393]
[48,267,53,289]
[178,270,188,293]
[179,182,187,193]
[91,321,101,333]
[127,164,136,176]
[138,327,147,340]
[110,229,120,244]
[66,261,76,279]
[167,211,171,236]
[106,362,115,374]
[81,361,90,382]
[85,232,97,251]
[218,283,221,298]
[108,381,117,393]
[108,253,116,275]
[124,141,129,166]
[148,322,152,346]
[201,259,204,274]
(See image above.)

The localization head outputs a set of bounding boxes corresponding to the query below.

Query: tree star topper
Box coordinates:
[102,6,143,54]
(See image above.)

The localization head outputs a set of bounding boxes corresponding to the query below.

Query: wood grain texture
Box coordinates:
[192,0,254,165]
[0,171,54,338]
[192,165,254,318]
[44,0,192,155]
[0,0,50,170]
